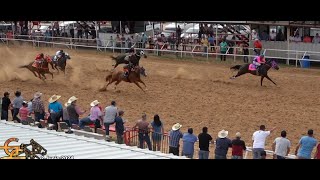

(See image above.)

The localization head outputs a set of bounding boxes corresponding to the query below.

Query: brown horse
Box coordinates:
[105,66,147,92]
[19,57,54,80]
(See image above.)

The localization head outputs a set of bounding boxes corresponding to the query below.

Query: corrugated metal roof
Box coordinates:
[0,120,187,159]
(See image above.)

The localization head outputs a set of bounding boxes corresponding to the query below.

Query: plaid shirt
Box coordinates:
[32,98,45,113]
[169,130,183,148]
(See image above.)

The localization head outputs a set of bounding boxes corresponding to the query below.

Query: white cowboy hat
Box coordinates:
[172,123,182,131]
[236,132,241,137]
[90,100,100,107]
[48,94,61,103]
[218,130,229,138]
[67,96,78,104]
[34,92,42,98]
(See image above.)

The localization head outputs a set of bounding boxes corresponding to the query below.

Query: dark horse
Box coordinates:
[230,59,279,86]
[110,50,147,68]
[19,58,54,80]
[51,53,71,75]
[104,66,147,92]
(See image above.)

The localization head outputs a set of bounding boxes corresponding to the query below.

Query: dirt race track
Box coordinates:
[1,44,320,152]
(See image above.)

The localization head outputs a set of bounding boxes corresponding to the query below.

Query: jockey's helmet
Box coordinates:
[60,50,64,53]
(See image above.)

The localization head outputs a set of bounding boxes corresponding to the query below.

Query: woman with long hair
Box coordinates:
[151,114,164,151]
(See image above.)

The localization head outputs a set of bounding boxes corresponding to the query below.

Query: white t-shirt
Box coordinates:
[252,130,270,149]
[273,137,291,157]
[270,33,276,40]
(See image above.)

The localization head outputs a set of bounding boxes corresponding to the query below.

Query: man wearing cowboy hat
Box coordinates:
[214,130,232,159]
[169,123,183,156]
[48,94,63,131]
[32,92,45,122]
[79,100,103,131]
[66,96,86,125]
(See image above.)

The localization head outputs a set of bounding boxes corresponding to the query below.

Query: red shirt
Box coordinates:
[254,40,262,49]
[19,107,29,121]
[35,54,43,60]
[231,138,246,156]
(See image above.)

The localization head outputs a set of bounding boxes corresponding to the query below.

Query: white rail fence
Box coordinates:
[1,34,320,69]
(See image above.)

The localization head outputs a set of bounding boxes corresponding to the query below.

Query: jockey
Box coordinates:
[34,53,45,67]
[252,54,266,72]
[124,46,135,61]
[54,50,64,62]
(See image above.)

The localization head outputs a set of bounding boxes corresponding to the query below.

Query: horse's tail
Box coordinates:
[230,65,242,70]
[19,65,29,69]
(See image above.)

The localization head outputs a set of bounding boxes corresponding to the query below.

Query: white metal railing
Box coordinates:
[1,34,320,68]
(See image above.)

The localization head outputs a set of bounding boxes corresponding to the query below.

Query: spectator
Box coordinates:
[77,24,83,41]
[151,114,164,151]
[27,98,33,114]
[32,92,45,122]
[314,143,320,159]
[260,150,267,159]
[303,35,312,43]
[219,38,228,61]
[272,130,291,159]
[133,113,152,150]
[198,24,204,44]
[176,25,182,45]
[295,129,317,159]
[169,123,183,156]
[62,101,71,127]
[270,30,276,41]
[252,125,276,159]
[48,94,63,130]
[141,33,148,49]
[201,35,209,55]
[125,25,130,34]
[215,130,232,159]
[208,34,215,52]
[90,25,96,40]
[19,101,29,124]
[115,110,126,144]
[241,39,249,63]
[231,132,246,159]
[66,96,86,125]
[294,34,301,42]
[251,29,259,40]
[12,91,23,122]
[198,127,213,159]
[253,39,262,55]
[260,30,269,41]
[182,128,198,159]
[70,26,74,39]
[312,33,320,44]
[103,101,118,141]
[79,100,103,131]
[276,29,285,41]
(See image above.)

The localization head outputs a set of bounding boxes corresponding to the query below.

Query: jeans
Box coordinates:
[138,133,152,150]
[13,108,20,122]
[50,112,60,130]
[70,119,79,125]
[79,117,93,129]
[34,112,45,122]
[198,150,209,159]
[1,110,8,121]
[169,146,179,156]
[215,154,227,159]
[182,152,193,159]
[104,122,114,136]
[220,51,226,61]
[276,155,286,159]
[252,148,264,159]
[231,155,243,159]
[116,132,124,144]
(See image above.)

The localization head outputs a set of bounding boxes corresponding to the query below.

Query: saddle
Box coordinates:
[248,64,261,75]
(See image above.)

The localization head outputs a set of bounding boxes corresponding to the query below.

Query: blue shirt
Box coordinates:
[182,133,198,155]
[48,102,63,113]
[298,136,317,159]
[215,138,232,156]
[208,37,215,45]
[169,130,183,148]
[151,121,163,134]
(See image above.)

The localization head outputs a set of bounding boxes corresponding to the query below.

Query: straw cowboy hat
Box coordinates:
[67,96,78,104]
[172,123,182,131]
[48,94,61,103]
[236,132,241,137]
[90,100,100,107]
[218,130,229,138]
[34,92,42,98]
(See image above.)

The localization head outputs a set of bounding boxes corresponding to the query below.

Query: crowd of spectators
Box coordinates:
[1,90,320,159]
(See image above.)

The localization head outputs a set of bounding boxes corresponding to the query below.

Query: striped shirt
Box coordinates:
[32,98,45,113]
[169,130,183,148]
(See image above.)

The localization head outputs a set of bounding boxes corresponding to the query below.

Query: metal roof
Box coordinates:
[0,120,187,159]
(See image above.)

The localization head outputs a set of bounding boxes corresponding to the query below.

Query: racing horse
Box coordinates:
[110,50,147,68]
[230,58,279,86]
[51,53,71,75]
[19,56,54,80]
[104,66,147,92]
